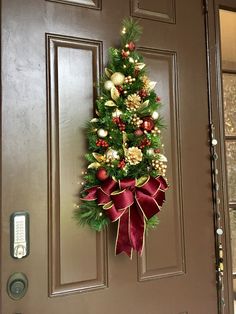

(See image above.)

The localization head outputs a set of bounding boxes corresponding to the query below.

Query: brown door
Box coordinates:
[1,1,218,313]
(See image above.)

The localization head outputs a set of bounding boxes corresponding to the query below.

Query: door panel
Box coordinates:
[131,0,176,24]
[47,34,107,295]
[137,48,184,281]
[1,0,218,313]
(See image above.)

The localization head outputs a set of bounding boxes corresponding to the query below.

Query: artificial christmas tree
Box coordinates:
[75,18,168,257]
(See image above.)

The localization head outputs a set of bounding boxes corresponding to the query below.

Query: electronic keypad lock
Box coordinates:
[10,212,29,259]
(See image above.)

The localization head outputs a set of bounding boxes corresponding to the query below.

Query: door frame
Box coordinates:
[0,0,3,311]
[207,0,236,313]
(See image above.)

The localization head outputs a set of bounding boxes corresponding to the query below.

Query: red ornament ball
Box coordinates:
[141,117,155,132]
[128,41,135,51]
[134,129,144,136]
[96,168,109,181]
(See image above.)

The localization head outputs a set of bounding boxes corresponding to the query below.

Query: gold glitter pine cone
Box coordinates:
[125,147,143,165]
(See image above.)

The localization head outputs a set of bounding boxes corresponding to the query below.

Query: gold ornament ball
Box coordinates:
[97,128,108,138]
[104,80,114,90]
[111,72,125,86]
[152,111,159,120]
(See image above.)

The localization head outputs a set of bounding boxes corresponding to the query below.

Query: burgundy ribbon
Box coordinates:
[82,176,168,257]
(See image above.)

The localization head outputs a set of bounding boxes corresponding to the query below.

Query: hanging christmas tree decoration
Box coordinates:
[76,17,169,257]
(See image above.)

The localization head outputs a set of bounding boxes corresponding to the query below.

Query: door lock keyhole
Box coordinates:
[7,273,28,300]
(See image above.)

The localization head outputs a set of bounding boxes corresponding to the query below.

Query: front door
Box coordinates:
[1,1,218,313]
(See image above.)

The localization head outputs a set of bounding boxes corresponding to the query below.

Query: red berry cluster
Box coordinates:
[139,89,148,98]
[156,96,161,102]
[112,117,126,131]
[96,139,109,147]
[118,159,126,169]
[117,85,123,93]
[139,138,151,149]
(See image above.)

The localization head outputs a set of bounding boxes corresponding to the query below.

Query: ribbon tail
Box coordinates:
[115,210,132,257]
[129,204,145,256]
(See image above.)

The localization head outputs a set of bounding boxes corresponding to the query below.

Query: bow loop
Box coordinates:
[137,176,161,197]
[111,189,134,210]
[119,178,136,190]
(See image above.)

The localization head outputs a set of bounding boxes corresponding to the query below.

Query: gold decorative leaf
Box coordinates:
[158,154,168,162]
[129,57,135,63]
[139,100,149,110]
[90,118,99,123]
[111,87,120,101]
[149,81,157,90]
[122,131,128,144]
[92,153,105,163]
[105,100,117,107]
[136,176,148,187]
[88,162,101,169]
[105,68,113,78]
[135,63,145,70]
[122,132,128,154]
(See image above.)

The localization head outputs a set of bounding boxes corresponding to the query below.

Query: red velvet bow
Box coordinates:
[82,176,168,257]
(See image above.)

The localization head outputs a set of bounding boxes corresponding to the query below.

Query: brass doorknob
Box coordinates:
[7,272,28,300]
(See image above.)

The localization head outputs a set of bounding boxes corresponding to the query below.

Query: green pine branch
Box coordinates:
[121,17,142,46]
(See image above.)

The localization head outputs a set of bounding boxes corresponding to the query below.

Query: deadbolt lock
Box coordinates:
[7,272,28,300]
